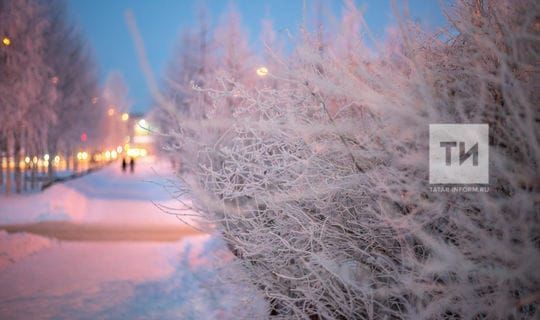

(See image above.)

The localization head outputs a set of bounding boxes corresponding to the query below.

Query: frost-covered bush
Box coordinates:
[163,0,539,318]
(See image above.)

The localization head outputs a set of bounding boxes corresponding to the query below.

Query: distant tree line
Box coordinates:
[0,0,111,194]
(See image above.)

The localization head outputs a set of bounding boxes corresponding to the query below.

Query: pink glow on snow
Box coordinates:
[0,158,266,318]
[0,231,52,269]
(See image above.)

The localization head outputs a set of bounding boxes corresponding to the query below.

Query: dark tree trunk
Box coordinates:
[0,136,4,187]
[66,148,71,171]
[47,147,55,183]
[14,135,22,193]
[5,137,11,195]
[31,161,36,190]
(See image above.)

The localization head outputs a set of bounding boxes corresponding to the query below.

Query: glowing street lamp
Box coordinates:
[2,37,11,46]
[121,113,129,121]
[256,66,269,77]
[107,107,115,116]
[77,151,88,161]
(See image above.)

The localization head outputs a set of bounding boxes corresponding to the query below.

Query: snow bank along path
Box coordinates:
[0,156,185,225]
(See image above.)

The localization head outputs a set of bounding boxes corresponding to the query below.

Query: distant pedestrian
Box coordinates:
[121,158,127,172]
[129,158,135,173]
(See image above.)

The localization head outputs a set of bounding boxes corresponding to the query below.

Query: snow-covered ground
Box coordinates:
[0,230,52,268]
[0,157,266,319]
[0,157,186,226]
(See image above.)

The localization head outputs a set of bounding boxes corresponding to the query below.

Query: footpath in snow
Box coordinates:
[0,156,186,226]
[0,157,265,319]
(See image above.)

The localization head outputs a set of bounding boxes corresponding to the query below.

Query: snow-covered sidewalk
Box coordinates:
[0,157,185,226]
[0,157,265,319]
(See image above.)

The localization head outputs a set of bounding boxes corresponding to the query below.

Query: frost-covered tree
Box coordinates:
[44,0,103,180]
[154,4,256,168]
[153,5,215,168]
[0,0,54,193]
[0,0,105,193]
[211,4,256,115]
[101,72,131,150]
[164,0,540,318]
[167,6,213,119]
[258,16,287,91]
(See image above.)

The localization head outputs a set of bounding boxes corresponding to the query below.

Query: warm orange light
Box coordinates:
[2,37,11,46]
[107,108,115,116]
[121,113,129,121]
[77,151,88,161]
[256,66,269,77]
[127,147,147,158]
